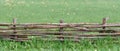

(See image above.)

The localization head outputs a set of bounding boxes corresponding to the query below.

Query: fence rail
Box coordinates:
[0,18,120,41]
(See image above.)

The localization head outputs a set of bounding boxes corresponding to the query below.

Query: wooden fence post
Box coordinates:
[100,17,108,33]
[102,18,107,29]
[58,20,64,40]
[10,18,17,39]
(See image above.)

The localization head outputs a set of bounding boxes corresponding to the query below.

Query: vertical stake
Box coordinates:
[59,19,64,41]
[11,18,17,39]
[102,17,108,33]
[102,18,107,29]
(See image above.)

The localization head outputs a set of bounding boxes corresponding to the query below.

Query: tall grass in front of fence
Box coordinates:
[0,38,120,51]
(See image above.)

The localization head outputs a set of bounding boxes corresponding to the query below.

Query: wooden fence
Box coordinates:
[0,18,120,41]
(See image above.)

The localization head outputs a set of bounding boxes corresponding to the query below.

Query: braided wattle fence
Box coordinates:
[0,18,120,41]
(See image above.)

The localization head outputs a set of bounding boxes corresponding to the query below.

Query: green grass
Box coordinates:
[0,0,120,51]
[0,0,120,23]
[1,38,120,51]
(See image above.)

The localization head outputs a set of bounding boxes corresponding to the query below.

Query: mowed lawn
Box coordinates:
[0,0,120,51]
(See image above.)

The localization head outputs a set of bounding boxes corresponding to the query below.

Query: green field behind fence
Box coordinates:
[0,0,120,51]
[0,0,120,23]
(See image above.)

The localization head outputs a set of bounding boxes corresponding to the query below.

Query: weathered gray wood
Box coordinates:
[0,18,119,41]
